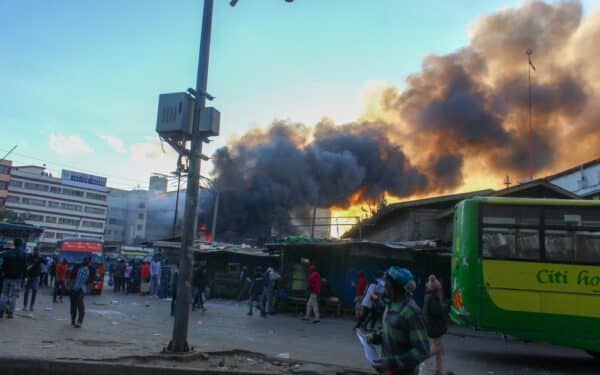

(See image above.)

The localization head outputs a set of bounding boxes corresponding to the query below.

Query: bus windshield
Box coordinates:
[60,251,102,265]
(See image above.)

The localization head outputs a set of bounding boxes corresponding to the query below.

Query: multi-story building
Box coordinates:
[5,166,108,250]
[104,188,148,248]
[0,159,11,208]
[149,175,168,194]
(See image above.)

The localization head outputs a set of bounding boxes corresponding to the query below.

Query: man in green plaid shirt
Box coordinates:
[370,267,430,375]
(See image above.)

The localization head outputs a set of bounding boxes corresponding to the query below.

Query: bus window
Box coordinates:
[482,205,540,226]
[545,230,575,262]
[545,208,600,228]
[482,227,540,260]
[574,231,600,264]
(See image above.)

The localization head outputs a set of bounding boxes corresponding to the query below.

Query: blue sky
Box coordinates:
[1,0,597,189]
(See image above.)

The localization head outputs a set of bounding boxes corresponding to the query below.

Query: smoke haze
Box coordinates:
[211,1,600,241]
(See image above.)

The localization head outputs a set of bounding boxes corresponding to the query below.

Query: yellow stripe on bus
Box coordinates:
[483,260,600,318]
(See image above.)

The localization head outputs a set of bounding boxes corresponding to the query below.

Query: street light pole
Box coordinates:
[168,0,214,353]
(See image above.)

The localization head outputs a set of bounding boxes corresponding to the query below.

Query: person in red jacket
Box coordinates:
[303,265,321,323]
[354,270,367,319]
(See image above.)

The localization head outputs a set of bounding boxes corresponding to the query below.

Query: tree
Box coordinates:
[0,208,24,223]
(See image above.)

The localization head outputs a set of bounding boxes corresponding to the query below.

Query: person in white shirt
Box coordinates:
[354,277,379,331]
[149,258,161,297]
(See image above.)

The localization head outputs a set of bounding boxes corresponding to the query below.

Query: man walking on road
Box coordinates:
[261,267,280,316]
[304,265,321,323]
[192,266,207,312]
[367,267,430,375]
[247,266,265,316]
[149,257,161,297]
[23,248,46,312]
[0,238,27,319]
[70,256,90,328]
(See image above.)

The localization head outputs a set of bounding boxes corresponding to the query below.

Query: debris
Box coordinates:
[41,345,56,349]
[277,352,290,359]
[56,318,67,321]
[152,333,161,336]
[111,300,119,305]
[44,307,53,311]
[93,302,107,306]
[111,321,120,325]
[197,320,203,325]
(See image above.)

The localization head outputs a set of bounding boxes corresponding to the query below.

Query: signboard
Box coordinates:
[60,240,103,253]
[61,170,107,191]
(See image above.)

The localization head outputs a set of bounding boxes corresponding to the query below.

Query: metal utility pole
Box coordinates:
[172,170,182,237]
[527,48,536,181]
[210,189,219,243]
[169,0,214,353]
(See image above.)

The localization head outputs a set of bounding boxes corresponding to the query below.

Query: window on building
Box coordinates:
[6,195,20,203]
[86,192,106,201]
[9,180,23,188]
[50,186,61,194]
[43,231,55,239]
[0,181,8,190]
[22,213,44,222]
[62,188,84,197]
[21,197,46,207]
[55,233,63,239]
[60,202,82,212]
[0,198,4,207]
[138,213,144,220]
[58,217,79,226]
[106,230,112,235]
[84,206,106,215]
[24,182,49,192]
[0,165,10,174]
[82,220,104,229]
[139,202,146,209]
[45,216,57,223]
[47,201,59,208]
[137,224,143,231]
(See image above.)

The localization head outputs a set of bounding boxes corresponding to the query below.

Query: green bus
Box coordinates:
[450,197,600,358]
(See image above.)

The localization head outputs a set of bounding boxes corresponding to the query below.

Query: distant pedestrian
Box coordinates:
[150,257,161,297]
[354,276,378,331]
[261,267,280,316]
[49,257,56,287]
[23,248,46,312]
[70,256,91,328]
[192,266,207,312]
[366,267,430,374]
[124,262,133,294]
[424,274,448,375]
[353,270,367,319]
[0,239,27,319]
[170,268,179,317]
[114,259,125,293]
[247,266,265,316]
[140,260,150,295]
[303,265,321,323]
[53,258,68,303]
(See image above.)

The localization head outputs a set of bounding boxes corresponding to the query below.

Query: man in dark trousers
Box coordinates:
[70,256,91,328]
[0,239,27,319]
[23,248,46,312]
[247,266,265,316]
[192,266,207,312]
[170,268,179,317]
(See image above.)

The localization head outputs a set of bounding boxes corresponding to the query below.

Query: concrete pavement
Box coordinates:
[0,286,598,374]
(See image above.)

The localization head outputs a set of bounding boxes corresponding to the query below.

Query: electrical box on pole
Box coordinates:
[156,92,195,141]
[199,107,220,136]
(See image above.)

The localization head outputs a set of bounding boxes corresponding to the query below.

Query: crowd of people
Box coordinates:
[0,238,94,328]
[109,257,162,296]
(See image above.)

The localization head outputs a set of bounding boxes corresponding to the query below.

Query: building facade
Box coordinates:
[0,160,11,208]
[104,188,148,247]
[5,166,108,249]
[149,175,168,194]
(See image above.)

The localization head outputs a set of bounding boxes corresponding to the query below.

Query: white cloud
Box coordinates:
[99,134,127,153]
[48,133,94,156]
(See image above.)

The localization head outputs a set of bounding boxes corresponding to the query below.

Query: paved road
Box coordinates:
[0,287,597,374]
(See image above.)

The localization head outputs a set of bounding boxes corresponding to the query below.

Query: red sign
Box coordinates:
[61,241,103,253]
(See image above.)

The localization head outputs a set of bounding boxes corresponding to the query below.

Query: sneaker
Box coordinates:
[7,313,14,319]
[312,320,320,324]
[74,323,81,328]
[29,307,34,312]
[247,311,253,316]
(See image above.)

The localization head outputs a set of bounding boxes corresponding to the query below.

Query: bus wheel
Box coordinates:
[587,351,600,360]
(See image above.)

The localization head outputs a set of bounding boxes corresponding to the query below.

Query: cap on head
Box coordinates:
[386,267,416,293]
